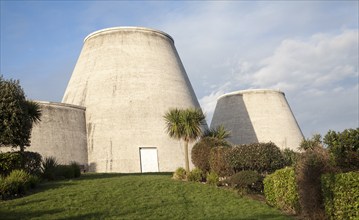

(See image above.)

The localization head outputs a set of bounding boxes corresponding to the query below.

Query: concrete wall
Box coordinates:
[62,27,204,172]
[28,101,87,165]
[211,89,303,150]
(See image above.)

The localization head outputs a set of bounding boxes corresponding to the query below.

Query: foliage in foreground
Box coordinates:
[163,108,206,173]
[296,136,334,219]
[0,173,291,220]
[202,125,231,141]
[191,137,229,173]
[227,142,285,174]
[206,172,219,186]
[209,146,233,177]
[172,167,186,180]
[0,169,39,200]
[41,157,81,181]
[322,172,359,220]
[228,170,263,194]
[0,75,42,150]
[187,168,204,182]
[0,151,42,177]
[264,167,300,215]
[324,128,359,172]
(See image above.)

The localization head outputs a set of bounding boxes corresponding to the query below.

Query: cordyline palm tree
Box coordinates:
[20,100,42,151]
[26,100,42,124]
[203,125,231,140]
[164,108,206,173]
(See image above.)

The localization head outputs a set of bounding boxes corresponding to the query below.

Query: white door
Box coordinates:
[140,148,159,172]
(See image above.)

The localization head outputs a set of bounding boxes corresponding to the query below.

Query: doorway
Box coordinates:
[139,147,159,172]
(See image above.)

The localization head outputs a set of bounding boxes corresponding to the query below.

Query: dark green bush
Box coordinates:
[187,168,204,182]
[0,169,35,199]
[41,157,58,181]
[70,162,81,178]
[28,175,40,189]
[264,167,300,215]
[172,167,186,180]
[324,128,359,172]
[209,147,233,177]
[322,172,359,220]
[296,145,333,219]
[228,170,262,193]
[206,172,219,186]
[0,152,22,177]
[191,137,229,173]
[227,143,285,174]
[282,148,299,167]
[55,165,75,179]
[0,151,42,177]
[20,151,42,176]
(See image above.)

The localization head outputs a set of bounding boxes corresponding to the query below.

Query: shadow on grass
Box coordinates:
[0,208,64,220]
[77,172,172,181]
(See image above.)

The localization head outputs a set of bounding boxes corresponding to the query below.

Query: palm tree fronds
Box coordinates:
[26,100,42,124]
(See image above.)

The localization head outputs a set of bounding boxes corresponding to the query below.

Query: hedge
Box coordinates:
[322,172,359,220]
[227,143,285,174]
[0,169,39,200]
[191,137,228,173]
[0,151,42,177]
[209,147,233,177]
[263,167,300,215]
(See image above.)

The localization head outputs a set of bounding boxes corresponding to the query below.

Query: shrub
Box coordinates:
[227,143,285,174]
[172,167,186,180]
[28,175,40,189]
[187,168,204,182]
[209,147,233,177]
[191,137,229,173]
[0,151,42,178]
[295,145,334,219]
[41,157,58,181]
[228,170,262,193]
[322,172,359,220]
[55,165,75,179]
[20,151,42,176]
[282,148,299,167]
[206,172,219,186]
[0,169,35,199]
[70,162,81,178]
[264,167,300,215]
[324,128,359,172]
[0,152,22,177]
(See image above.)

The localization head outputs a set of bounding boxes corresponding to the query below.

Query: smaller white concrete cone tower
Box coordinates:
[211,89,304,150]
[62,27,203,172]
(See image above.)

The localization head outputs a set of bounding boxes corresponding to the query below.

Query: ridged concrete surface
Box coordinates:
[63,27,203,172]
[28,101,87,165]
[211,89,303,150]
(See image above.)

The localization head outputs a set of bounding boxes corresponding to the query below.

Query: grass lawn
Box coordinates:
[0,173,292,219]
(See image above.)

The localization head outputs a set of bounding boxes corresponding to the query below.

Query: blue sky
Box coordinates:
[1,1,358,138]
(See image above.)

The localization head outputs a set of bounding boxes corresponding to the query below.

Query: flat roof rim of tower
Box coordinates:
[84,26,174,43]
[32,100,86,110]
[217,89,284,100]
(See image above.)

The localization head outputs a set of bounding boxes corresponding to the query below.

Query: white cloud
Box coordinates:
[236,30,358,93]
[199,30,358,135]
[199,82,230,123]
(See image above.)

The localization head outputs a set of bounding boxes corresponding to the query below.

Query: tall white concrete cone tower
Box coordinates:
[211,89,304,151]
[62,27,203,172]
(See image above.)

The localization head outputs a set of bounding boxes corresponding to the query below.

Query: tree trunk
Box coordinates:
[184,140,190,173]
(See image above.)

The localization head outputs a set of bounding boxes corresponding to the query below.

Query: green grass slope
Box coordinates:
[0,173,291,220]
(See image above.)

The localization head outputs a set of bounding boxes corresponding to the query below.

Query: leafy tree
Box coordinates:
[299,133,322,151]
[203,125,231,141]
[191,137,230,173]
[323,128,359,171]
[164,108,206,173]
[0,75,41,151]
